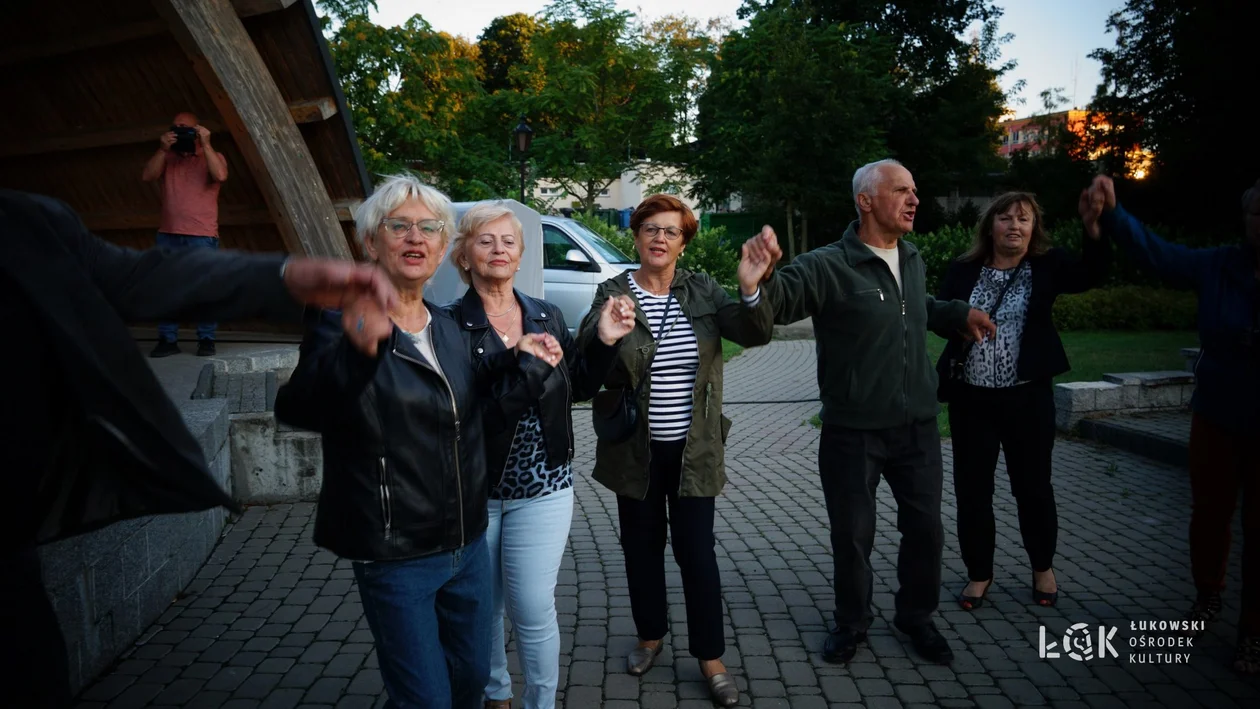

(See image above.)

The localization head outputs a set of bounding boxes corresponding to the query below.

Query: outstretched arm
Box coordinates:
[1087,175,1211,291]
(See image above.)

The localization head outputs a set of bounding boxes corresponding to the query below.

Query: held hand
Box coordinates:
[195,125,212,145]
[284,259,399,312]
[961,308,997,343]
[1090,174,1117,210]
[517,333,563,367]
[1078,187,1103,240]
[160,131,176,151]
[596,295,636,345]
[341,299,392,357]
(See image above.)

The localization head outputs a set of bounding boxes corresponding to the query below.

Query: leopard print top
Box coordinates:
[963,264,1033,389]
[490,405,573,500]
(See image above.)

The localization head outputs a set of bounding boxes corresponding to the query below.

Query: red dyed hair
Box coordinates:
[629,194,699,244]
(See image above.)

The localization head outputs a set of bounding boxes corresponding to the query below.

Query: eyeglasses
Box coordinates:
[640,223,683,240]
[379,218,445,240]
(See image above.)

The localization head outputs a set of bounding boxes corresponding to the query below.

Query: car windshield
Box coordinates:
[568,222,635,264]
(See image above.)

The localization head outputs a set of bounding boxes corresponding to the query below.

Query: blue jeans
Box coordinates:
[154,232,218,342]
[484,488,573,708]
[353,533,492,709]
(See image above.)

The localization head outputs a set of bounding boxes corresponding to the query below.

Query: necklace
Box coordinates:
[486,301,518,318]
[632,272,670,296]
[489,308,518,344]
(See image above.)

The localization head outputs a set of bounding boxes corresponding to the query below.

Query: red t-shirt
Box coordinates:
[159,147,221,237]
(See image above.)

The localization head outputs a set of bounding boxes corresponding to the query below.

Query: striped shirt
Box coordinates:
[628,276,700,442]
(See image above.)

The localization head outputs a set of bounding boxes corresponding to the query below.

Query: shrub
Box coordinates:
[1052,286,1197,331]
[908,225,973,295]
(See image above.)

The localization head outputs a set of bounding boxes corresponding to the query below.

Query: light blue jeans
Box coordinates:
[484,487,574,708]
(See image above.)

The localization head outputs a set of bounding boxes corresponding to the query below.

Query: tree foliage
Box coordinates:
[1088,0,1259,234]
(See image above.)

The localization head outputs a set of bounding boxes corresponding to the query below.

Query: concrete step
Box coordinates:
[1078,410,1190,469]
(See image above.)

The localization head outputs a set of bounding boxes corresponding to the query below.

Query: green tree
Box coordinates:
[693,1,894,257]
[477,13,543,94]
[512,0,674,213]
[1089,0,1259,234]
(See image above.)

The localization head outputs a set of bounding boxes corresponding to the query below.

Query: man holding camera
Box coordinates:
[142,111,229,357]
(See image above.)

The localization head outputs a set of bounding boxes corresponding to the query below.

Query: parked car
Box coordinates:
[541,215,637,334]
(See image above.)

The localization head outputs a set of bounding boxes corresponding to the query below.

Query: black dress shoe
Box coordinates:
[150,340,180,358]
[822,627,866,664]
[196,338,216,357]
[895,621,954,664]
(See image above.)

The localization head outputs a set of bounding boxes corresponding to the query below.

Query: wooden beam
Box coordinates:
[0,0,296,66]
[230,0,300,17]
[332,199,360,223]
[0,19,166,67]
[0,120,224,160]
[82,208,273,231]
[0,97,334,159]
[151,0,349,258]
[288,97,338,124]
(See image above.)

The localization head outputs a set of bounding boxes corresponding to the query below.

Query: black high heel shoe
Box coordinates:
[1032,572,1058,607]
[958,578,993,610]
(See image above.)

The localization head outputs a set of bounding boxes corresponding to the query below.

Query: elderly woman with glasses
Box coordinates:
[442,202,635,709]
[578,194,776,706]
[274,175,564,709]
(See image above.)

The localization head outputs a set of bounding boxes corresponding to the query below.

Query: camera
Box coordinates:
[171,125,198,155]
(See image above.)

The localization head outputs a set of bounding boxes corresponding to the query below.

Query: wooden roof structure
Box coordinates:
[0,0,370,260]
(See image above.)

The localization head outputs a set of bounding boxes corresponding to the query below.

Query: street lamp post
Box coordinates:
[513,115,534,203]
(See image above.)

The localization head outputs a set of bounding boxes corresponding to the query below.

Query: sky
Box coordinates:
[370,0,1124,118]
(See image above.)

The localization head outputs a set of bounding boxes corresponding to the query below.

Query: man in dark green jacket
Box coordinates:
[747,159,995,666]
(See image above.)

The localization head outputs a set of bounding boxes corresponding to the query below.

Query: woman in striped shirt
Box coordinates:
[577,195,777,706]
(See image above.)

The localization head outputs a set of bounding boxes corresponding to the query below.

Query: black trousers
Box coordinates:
[948,380,1058,581]
[617,439,724,660]
[0,546,73,708]
[818,419,944,633]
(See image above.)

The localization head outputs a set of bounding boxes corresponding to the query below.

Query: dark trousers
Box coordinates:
[154,232,218,342]
[818,420,944,633]
[0,546,72,708]
[949,381,1058,581]
[617,439,724,660]
[1188,412,1259,636]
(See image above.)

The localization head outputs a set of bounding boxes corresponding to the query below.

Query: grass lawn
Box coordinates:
[722,339,744,362]
[806,330,1199,437]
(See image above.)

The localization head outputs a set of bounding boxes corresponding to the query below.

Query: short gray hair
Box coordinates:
[453,201,525,285]
[354,173,456,249]
[852,158,905,216]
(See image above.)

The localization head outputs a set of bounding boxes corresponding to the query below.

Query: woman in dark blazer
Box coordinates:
[935,191,1107,610]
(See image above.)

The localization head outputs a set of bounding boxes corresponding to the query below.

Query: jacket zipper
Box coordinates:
[378,456,392,540]
[902,297,908,422]
[393,346,465,548]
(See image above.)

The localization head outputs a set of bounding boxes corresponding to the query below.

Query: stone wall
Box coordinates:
[39,399,232,695]
[1054,370,1194,432]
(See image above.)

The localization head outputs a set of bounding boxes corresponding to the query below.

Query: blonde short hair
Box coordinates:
[354,173,456,250]
[453,201,525,285]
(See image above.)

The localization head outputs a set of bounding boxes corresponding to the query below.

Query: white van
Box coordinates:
[540,215,637,334]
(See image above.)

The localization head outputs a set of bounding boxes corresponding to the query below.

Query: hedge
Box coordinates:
[1052,286,1197,331]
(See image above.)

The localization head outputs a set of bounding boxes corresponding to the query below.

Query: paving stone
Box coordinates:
[68,344,1260,709]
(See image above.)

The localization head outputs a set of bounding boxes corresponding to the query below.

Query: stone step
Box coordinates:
[230,412,323,504]
[1078,411,1190,469]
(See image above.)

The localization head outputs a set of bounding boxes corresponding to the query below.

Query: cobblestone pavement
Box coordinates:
[1091,411,1191,447]
[77,342,1258,708]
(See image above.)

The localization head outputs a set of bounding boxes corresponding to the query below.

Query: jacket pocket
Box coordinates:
[378,456,393,540]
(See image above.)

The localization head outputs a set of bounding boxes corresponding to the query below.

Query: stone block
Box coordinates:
[230,413,324,504]
[1140,384,1183,409]
[1090,382,1123,411]
[1055,381,1103,412]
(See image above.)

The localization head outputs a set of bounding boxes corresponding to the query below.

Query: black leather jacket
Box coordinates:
[445,289,619,486]
[274,305,551,562]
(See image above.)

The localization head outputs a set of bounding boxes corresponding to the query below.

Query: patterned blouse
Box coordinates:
[964,264,1033,389]
[490,405,573,500]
